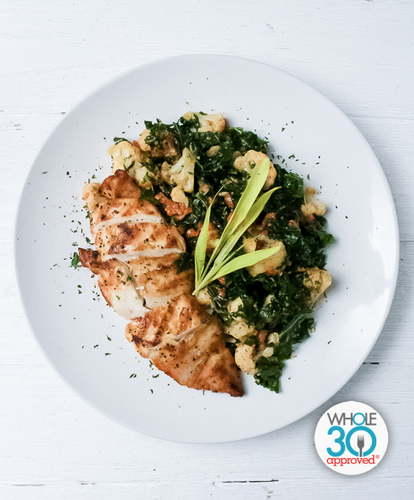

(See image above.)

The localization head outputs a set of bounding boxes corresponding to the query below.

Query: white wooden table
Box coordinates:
[1,1,413,498]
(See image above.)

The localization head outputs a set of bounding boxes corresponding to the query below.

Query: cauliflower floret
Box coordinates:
[107,141,160,188]
[107,141,143,174]
[226,319,256,340]
[161,148,195,193]
[303,267,332,302]
[233,150,277,190]
[301,187,326,216]
[136,129,151,152]
[225,298,256,341]
[248,237,287,277]
[206,145,220,157]
[243,237,257,253]
[170,186,189,207]
[137,129,179,159]
[261,347,274,358]
[182,111,227,133]
[196,287,212,306]
[206,223,219,253]
[198,113,226,133]
[134,165,162,188]
[268,332,279,345]
[227,297,244,313]
[82,183,104,210]
[235,344,257,375]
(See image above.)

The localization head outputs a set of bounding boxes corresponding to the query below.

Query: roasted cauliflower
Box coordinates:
[303,267,332,302]
[301,187,326,216]
[233,150,276,190]
[182,111,227,133]
[107,141,160,189]
[235,344,258,375]
[246,236,287,277]
[161,147,195,193]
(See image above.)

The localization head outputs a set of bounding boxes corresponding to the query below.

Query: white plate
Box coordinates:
[14,55,399,443]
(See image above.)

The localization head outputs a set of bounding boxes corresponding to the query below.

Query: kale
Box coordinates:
[254,356,285,393]
[254,314,314,392]
[173,253,194,274]
[267,213,334,270]
[196,136,237,183]
[265,166,305,212]
[173,192,229,240]
[139,187,159,205]
[227,127,268,154]
[144,119,177,150]
[144,114,269,189]
[128,114,333,395]
[221,170,249,204]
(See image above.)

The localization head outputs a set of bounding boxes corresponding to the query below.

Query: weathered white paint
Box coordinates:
[0,0,413,498]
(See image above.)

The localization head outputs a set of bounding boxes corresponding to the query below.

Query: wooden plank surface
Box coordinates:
[1,1,413,498]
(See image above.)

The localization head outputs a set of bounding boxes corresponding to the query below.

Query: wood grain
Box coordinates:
[1,0,413,498]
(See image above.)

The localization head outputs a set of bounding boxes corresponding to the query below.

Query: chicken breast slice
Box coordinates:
[127,255,194,309]
[78,249,148,319]
[125,294,244,397]
[94,221,186,261]
[79,249,193,316]
[90,198,163,237]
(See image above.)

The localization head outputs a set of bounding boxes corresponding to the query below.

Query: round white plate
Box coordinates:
[14,55,399,443]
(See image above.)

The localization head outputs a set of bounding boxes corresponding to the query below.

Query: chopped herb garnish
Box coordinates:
[71,252,81,268]
[113,137,131,144]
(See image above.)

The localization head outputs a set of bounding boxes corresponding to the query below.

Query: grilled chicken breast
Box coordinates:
[125,294,244,397]
[79,169,244,397]
[79,170,191,318]
[79,249,194,317]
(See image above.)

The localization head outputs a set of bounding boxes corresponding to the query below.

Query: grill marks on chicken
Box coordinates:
[79,170,190,319]
[127,254,194,309]
[94,221,186,261]
[79,251,149,319]
[125,295,244,397]
[79,170,243,397]
[90,199,163,236]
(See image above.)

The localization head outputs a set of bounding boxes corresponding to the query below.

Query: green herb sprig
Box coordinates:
[193,159,281,294]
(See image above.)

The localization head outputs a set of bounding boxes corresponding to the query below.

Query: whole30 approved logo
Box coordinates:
[314,401,388,475]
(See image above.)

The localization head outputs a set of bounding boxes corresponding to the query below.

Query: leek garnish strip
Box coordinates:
[203,158,271,274]
[193,182,229,285]
[212,186,280,269]
[204,245,282,285]
[194,204,212,286]
[198,187,280,287]
[194,158,282,295]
